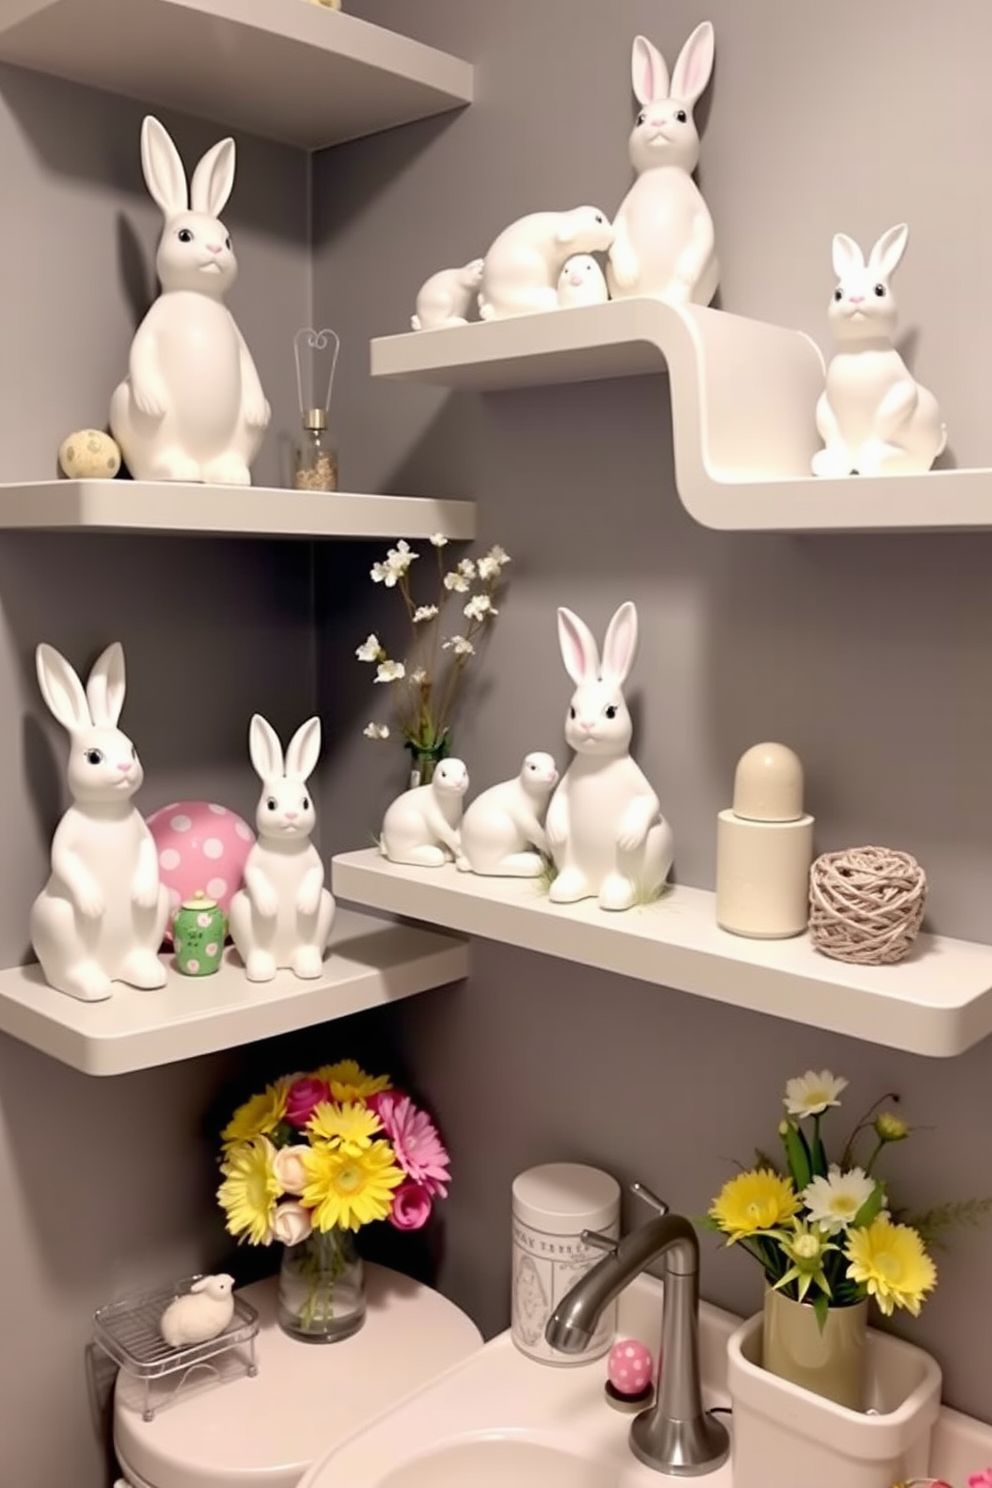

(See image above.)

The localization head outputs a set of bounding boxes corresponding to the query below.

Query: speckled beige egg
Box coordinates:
[58,429,122,480]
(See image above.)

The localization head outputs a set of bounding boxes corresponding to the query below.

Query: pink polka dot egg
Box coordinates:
[146,801,255,941]
[607,1338,654,1398]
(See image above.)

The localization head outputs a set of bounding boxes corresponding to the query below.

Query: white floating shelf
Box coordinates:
[332,849,992,1058]
[0,908,468,1076]
[0,481,476,541]
[0,0,473,150]
[371,299,992,533]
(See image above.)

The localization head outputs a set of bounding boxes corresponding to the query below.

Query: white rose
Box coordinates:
[273,1144,310,1195]
[271,1202,313,1246]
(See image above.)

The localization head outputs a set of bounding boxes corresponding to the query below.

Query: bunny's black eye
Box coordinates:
[266,797,277,811]
[604,705,618,720]
[301,796,310,811]
[675,109,687,123]
[131,745,137,760]
[833,288,843,302]
[595,214,604,223]
[225,235,231,250]
[177,228,194,243]
[569,706,576,720]
[637,110,647,125]
[874,283,886,298]
[85,747,104,765]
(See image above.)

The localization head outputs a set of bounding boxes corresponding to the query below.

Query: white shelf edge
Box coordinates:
[0,907,469,1076]
[371,299,992,533]
[332,849,992,1058]
[0,481,476,541]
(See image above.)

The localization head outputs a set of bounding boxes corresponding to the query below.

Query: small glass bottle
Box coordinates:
[293,408,338,492]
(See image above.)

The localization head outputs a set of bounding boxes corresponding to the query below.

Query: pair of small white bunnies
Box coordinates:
[31,642,332,1003]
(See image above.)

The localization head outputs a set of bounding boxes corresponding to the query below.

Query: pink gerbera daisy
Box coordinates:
[376,1093,450,1198]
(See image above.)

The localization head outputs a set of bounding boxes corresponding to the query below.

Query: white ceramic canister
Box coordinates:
[511,1162,621,1365]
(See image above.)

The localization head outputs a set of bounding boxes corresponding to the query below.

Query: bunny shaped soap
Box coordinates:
[607,23,719,306]
[228,716,335,983]
[110,116,270,485]
[545,603,673,912]
[30,642,171,1002]
[813,225,947,477]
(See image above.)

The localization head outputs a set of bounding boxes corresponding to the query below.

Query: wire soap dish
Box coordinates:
[93,1274,259,1421]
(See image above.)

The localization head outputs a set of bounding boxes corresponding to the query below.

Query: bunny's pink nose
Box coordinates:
[849,294,865,304]
[580,720,595,733]
[285,811,299,821]
[206,243,223,254]
[116,761,132,773]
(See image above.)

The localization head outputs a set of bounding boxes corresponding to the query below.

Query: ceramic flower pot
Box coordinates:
[277,1226,365,1343]
[762,1286,868,1409]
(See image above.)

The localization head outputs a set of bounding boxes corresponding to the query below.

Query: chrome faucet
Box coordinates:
[544,1182,730,1477]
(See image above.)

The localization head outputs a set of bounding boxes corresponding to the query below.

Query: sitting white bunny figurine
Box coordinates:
[30,641,171,1002]
[813,224,947,477]
[459,751,559,876]
[110,116,271,485]
[380,758,470,868]
[228,715,335,983]
[160,1274,235,1349]
[545,603,673,911]
[478,207,614,320]
[607,23,719,306]
[556,255,609,308]
[411,258,485,330]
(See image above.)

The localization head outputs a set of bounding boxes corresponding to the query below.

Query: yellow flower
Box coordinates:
[308,1100,383,1156]
[217,1137,281,1244]
[844,1216,937,1316]
[300,1140,404,1231]
[312,1059,391,1104]
[221,1080,289,1149]
[710,1169,800,1242]
[875,1111,909,1142]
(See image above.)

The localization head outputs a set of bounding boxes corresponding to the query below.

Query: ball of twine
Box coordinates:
[808,845,927,965]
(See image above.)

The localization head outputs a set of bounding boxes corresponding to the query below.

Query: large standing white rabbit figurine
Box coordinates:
[30,642,171,1002]
[545,603,673,912]
[607,23,719,306]
[110,116,271,485]
[228,716,335,983]
[813,224,947,477]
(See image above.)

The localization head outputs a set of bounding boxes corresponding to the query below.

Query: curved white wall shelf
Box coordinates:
[332,849,992,1058]
[0,0,473,150]
[371,300,992,533]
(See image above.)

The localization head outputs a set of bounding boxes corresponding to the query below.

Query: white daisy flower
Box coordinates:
[413,605,439,622]
[442,635,475,656]
[363,722,390,740]
[386,540,418,575]
[464,594,497,622]
[355,634,382,662]
[374,660,406,684]
[444,571,471,593]
[783,1070,848,1119]
[802,1166,877,1235]
[477,545,510,579]
[371,560,399,586]
[429,533,449,547]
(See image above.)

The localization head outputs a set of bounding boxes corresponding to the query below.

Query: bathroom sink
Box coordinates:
[299,1274,738,1488]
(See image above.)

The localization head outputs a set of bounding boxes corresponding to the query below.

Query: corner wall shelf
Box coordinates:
[332,849,992,1058]
[0,0,473,151]
[0,908,468,1076]
[0,481,475,540]
[371,299,992,534]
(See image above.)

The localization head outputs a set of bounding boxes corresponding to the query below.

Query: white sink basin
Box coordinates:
[299,1274,738,1488]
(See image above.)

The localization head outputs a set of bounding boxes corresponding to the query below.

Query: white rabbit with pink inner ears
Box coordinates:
[813,224,947,477]
[110,115,270,485]
[545,603,673,912]
[607,23,719,306]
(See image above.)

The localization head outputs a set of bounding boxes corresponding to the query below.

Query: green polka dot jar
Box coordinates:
[173,891,227,977]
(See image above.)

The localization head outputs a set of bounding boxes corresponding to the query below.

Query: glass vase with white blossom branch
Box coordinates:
[357,534,510,785]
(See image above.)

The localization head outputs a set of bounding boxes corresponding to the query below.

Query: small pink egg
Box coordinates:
[607,1338,654,1396]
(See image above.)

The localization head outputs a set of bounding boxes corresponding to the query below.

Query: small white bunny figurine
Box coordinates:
[380,758,470,868]
[411,258,485,330]
[607,24,719,306]
[160,1274,235,1349]
[459,751,559,877]
[30,642,171,1002]
[109,116,271,485]
[478,207,614,320]
[545,603,673,911]
[813,224,947,477]
[556,255,609,308]
[228,715,335,983]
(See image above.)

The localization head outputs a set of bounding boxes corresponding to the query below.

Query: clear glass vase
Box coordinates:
[277,1226,366,1343]
[762,1286,868,1409]
[405,737,450,787]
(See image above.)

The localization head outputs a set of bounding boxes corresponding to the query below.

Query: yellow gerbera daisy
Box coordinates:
[221,1080,289,1149]
[217,1137,281,1244]
[844,1216,937,1316]
[308,1100,383,1156]
[300,1140,404,1231]
[710,1169,800,1242]
[312,1059,391,1104]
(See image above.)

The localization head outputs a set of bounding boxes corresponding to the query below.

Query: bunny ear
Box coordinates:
[36,644,92,732]
[248,714,284,781]
[868,223,908,279]
[831,232,865,280]
[190,137,236,217]
[190,1278,208,1294]
[670,21,715,105]
[601,602,639,685]
[558,607,600,685]
[85,642,126,727]
[140,116,188,218]
[285,717,321,782]
[632,35,670,105]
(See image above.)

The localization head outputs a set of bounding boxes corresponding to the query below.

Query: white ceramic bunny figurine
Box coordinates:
[607,23,719,306]
[30,642,171,1002]
[411,258,485,330]
[460,751,559,876]
[545,603,673,911]
[478,207,614,319]
[228,715,335,983]
[812,224,947,477]
[380,758,470,868]
[556,255,609,308]
[109,116,271,485]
